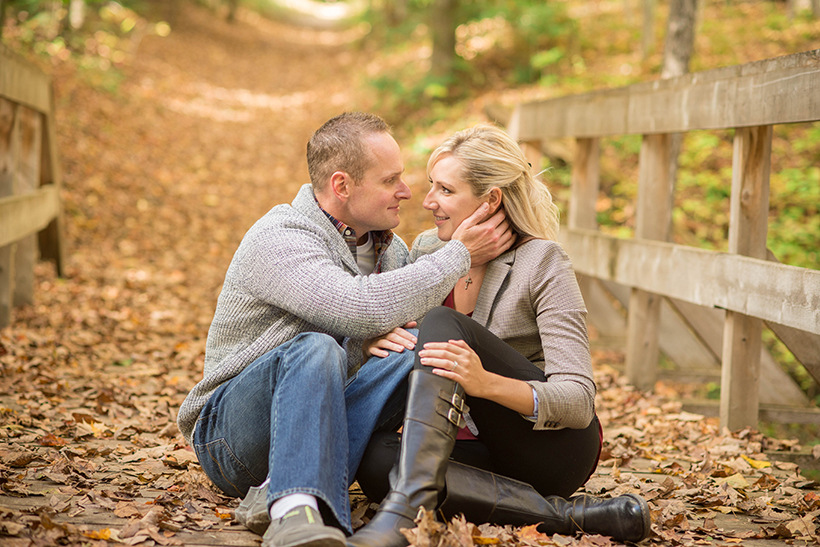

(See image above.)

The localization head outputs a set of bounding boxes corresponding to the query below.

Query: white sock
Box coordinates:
[270,493,319,521]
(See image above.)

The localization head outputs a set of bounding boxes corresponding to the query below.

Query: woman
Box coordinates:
[348,125,651,547]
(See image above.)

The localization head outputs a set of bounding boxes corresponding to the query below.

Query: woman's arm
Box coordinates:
[419,339,536,415]
[527,242,596,429]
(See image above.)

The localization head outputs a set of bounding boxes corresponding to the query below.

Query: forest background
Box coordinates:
[1,0,819,436]
[1,0,820,545]
[0,0,820,466]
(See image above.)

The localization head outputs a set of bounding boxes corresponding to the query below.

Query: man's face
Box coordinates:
[345,132,410,240]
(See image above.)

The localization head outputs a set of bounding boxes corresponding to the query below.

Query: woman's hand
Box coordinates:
[419,339,537,416]
[418,339,494,398]
[362,322,418,358]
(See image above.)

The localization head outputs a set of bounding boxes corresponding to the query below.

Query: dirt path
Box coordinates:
[1,4,379,544]
[1,4,818,546]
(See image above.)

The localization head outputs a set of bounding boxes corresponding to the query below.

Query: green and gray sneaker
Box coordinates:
[262,505,346,547]
[236,480,271,535]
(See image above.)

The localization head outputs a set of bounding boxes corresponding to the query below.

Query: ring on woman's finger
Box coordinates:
[451,360,458,370]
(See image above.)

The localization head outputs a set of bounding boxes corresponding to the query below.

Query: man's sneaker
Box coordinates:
[236,480,271,535]
[262,505,346,547]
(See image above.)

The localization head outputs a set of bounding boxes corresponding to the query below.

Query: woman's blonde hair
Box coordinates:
[427,124,560,241]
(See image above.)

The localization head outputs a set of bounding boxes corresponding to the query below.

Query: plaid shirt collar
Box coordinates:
[318,204,393,273]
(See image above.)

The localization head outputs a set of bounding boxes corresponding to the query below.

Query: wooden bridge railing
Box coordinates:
[508,49,820,430]
[0,44,65,328]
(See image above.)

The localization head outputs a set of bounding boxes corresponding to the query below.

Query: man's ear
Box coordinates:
[329,171,351,202]
[487,187,503,215]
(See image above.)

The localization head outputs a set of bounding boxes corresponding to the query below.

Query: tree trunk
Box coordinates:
[430,0,458,80]
[69,0,86,30]
[227,0,239,22]
[385,0,409,26]
[661,0,697,79]
[0,0,6,40]
[641,0,655,59]
[661,0,698,223]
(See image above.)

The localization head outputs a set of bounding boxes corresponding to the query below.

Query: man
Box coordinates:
[176,112,512,547]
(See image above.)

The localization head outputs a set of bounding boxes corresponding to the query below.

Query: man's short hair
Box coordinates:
[307,112,391,191]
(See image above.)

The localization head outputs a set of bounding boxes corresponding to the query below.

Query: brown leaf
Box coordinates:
[0,449,36,467]
[37,433,68,447]
[518,523,552,542]
[114,501,144,518]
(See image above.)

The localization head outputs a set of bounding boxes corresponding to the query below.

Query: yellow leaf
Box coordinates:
[83,528,112,540]
[718,473,749,489]
[474,538,501,545]
[519,524,551,542]
[741,454,771,469]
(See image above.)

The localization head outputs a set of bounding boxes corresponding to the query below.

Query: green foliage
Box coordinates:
[1,1,170,92]
[362,0,577,107]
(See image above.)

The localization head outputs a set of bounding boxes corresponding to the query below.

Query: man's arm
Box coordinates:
[239,223,469,340]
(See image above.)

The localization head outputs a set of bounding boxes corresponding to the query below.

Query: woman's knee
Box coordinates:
[419,306,466,341]
[422,306,461,328]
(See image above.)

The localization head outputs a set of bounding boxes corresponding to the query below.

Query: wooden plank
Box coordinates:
[568,137,603,350]
[683,399,820,426]
[579,275,627,347]
[569,138,600,231]
[0,97,17,328]
[658,298,720,369]
[0,186,61,247]
[0,245,13,328]
[720,125,772,430]
[0,44,52,114]
[37,93,65,276]
[511,49,820,140]
[764,250,820,387]
[626,134,672,390]
[13,105,41,307]
[598,283,810,406]
[557,229,820,335]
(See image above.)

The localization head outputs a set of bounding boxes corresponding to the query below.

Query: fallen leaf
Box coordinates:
[741,454,771,469]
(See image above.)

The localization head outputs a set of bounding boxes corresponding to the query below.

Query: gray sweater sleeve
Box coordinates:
[237,222,470,339]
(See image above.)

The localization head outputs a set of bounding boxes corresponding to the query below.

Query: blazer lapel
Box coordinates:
[472,248,515,326]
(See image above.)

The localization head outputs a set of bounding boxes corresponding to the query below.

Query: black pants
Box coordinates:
[356,306,601,501]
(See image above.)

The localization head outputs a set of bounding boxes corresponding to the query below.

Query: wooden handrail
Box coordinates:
[509,49,820,139]
[558,228,820,335]
[0,44,52,114]
[508,49,820,430]
[0,45,65,327]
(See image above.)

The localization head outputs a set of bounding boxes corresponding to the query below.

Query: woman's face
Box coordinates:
[423,154,486,241]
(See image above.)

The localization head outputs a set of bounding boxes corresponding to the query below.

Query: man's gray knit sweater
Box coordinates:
[177,184,470,444]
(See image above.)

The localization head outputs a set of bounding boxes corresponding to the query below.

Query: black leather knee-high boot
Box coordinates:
[439,461,652,543]
[347,370,467,547]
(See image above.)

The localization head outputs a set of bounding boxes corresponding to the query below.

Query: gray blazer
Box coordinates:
[410,231,596,430]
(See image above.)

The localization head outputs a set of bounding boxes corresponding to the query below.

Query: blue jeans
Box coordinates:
[192,332,413,534]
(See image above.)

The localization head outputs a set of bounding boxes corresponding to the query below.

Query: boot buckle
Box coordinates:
[439,390,467,413]
[447,408,466,428]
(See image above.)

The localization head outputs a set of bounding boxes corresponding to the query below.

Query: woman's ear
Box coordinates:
[486,187,503,215]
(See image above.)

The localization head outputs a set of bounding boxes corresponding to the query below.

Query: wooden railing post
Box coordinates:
[720,125,772,430]
[519,140,543,175]
[38,89,65,276]
[569,138,605,340]
[0,99,18,327]
[13,106,41,308]
[569,138,600,231]
[626,133,673,390]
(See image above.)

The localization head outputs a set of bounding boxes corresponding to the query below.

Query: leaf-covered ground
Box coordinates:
[1,3,818,546]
